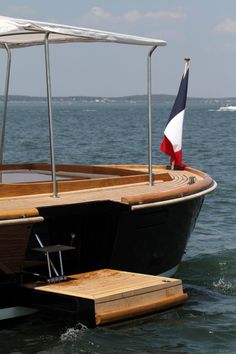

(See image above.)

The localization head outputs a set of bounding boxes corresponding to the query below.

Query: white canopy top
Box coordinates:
[0,15,166,48]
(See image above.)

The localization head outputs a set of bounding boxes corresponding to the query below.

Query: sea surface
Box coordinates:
[0,97,235,353]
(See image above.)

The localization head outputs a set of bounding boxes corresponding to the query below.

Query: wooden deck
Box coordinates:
[23,269,188,325]
[0,164,216,216]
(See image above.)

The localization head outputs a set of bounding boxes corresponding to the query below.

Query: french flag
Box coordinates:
[160,59,190,168]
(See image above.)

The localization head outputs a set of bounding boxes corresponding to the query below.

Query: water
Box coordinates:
[0,97,236,353]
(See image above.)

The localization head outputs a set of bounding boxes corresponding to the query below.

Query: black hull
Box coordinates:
[0,197,204,312]
[25,196,204,277]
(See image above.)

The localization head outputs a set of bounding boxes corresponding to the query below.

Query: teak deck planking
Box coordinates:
[0,164,214,215]
[24,269,188,325]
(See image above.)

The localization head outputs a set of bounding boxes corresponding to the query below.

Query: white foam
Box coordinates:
[213,277,236,294]
[60,323,88,342]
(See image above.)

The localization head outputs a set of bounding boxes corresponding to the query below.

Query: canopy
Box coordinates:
[0,15,166,195]
[0,15,166,48]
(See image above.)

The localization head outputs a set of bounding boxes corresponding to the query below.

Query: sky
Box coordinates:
[0,0,236,98]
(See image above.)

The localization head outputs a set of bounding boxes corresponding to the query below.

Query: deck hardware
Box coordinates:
[70,233,76,246]
[188,176,196,185]
[33,244,75,283]
[34,232,75,283]
[35,233,59,277]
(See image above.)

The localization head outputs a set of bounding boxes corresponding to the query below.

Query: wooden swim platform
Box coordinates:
[23,269,187,326]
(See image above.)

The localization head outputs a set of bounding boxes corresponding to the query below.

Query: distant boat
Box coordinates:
[217,105,236,112]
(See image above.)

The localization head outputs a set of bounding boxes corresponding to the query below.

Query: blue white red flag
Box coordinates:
[160,60,189,167]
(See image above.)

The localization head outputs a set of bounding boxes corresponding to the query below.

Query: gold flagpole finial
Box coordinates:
[184,57,190,76]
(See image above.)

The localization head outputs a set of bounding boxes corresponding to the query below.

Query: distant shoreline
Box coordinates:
[1,94,236,104]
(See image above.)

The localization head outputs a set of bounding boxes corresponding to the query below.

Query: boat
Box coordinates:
[218,105,236,112]
[0,16,216,315]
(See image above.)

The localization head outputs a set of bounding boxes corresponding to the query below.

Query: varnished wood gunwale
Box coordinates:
[121,175,214,205]
[0,174,149,197]
[0,163,145,176]
[0,164,215,210]
[0,208,39,220]
[0,163,172,198]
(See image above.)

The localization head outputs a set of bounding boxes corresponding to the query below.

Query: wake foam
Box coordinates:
[213,277,236,295]
[60,323,88,342]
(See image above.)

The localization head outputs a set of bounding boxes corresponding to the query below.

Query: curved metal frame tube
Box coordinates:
[44,33,58,197]
[0,44,11,183]
[147,45,157,186]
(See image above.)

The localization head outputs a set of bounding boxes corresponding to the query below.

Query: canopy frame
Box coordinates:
[147,45,158,186]
[0,16,166,48]
[0,44,11,182]
[0,15,166,194]
[44,32,57,197]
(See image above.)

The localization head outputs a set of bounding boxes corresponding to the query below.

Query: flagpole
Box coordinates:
[147,45,157,186]
[171,57,190,171]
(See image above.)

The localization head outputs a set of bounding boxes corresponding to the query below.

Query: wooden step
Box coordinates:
[23,269,187,326]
